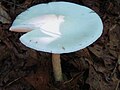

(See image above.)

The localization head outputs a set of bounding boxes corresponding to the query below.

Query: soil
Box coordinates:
[0,0,120,90]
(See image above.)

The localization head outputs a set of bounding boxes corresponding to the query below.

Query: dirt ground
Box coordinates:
[0,0,120,90]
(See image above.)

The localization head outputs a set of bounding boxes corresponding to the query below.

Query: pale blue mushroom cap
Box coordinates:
[10,1,103,54]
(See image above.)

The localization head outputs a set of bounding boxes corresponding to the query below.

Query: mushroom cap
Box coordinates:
[11,2,103,54]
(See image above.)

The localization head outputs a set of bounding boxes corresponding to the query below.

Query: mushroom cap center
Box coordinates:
[38,14,65,37]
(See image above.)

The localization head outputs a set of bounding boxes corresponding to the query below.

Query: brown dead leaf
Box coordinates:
[109,31,119,47]
[0,45,10,61]
[25,69,50,90]
[22,0,33,8]
[86,65,101,90]
[94,63,107,73]
[118,65,120,73]
[102,55,116,71]
[88,45,103,58]
[118,55,120,72]
[0,3,11,23]
[118,55,120,65]
[27,49,38,60]
[82,0,100,13]
[86,65,118,90]
[24,56,52,90]
[108,24,120,58]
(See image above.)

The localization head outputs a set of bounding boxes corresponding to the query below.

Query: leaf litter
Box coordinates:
[0,0,120,90]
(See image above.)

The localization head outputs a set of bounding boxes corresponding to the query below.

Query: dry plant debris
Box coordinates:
[0,0,120,90]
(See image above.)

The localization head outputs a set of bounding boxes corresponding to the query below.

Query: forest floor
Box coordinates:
[0,0,120,90]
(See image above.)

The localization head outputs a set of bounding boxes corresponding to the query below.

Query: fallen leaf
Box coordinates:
[86,65,118,90]
[118,55,120,65]
[118,65,120,72]
[0,3,11,23]
[25,70,50,90]
[88,45,103,58]
[86,65,101,90]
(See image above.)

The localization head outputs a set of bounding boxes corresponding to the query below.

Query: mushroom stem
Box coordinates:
[52,54,63,81]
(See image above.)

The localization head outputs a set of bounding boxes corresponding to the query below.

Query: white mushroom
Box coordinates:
[9,2,103,81]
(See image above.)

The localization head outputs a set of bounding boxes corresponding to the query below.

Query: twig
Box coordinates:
[0,14,11,22]
[110,55,120,77]
[115,80,120,90]
[63,72,84,84]
[1,0,26,9]
[109,24,117,31]
[4,76,22,88]
[110,62,118,77]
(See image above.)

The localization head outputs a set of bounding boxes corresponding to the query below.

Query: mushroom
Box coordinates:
[9,2,103,81]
